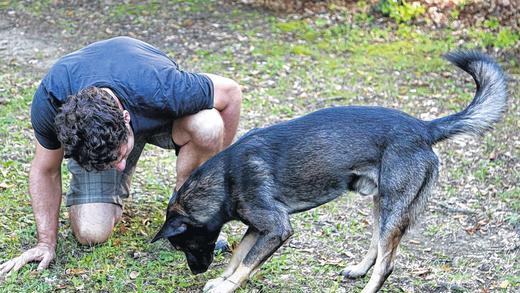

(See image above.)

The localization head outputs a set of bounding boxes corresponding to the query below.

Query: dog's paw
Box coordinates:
[203,277,226,292]
[203,279,238,293]
[341,264,368,279]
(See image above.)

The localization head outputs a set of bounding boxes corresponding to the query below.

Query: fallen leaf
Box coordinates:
[412,268,430,276]
[66,268,87,275]
[499,280,510,289]
[129,271,140,279]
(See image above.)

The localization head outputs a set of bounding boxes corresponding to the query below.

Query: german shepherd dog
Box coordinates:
[152,51,507,293]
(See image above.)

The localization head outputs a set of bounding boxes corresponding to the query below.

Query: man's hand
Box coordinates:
[0,243,55,280]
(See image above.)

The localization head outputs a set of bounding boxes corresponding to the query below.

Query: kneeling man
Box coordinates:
[0,36,242,275]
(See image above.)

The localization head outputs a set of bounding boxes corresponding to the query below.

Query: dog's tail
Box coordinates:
[428,51,508,144]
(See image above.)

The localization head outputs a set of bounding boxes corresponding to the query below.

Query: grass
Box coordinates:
[1,1,519,292]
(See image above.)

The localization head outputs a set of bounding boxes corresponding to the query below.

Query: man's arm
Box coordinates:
[204,73,242,147]
[0,141,63,278]
[30,140,64,249]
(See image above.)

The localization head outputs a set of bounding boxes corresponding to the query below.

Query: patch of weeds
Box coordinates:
[345,218,365,235]
[260,253,290,275]
[424,223,443,237]
[447,165,466,181]
[483,17,500,30]
[291,45,313,56]
[1,0,52,16]
[354,1,374,23]
[482,136,497,155]
[468,18,520,50]
[443,86,473,112]
[174,0,215,13]
[56,17,78,34]
[473,161,491,184]
[448,271,473,283]
[443,185,459,198]
[347,28,453,73]
[499,187,520,213]
[0,0,9,10]
[504,213,520,228]
[274,19,309,34]
[378,0,426,24]
[504,273,520,288]
[109,1,162,21]
[272,18,351,55]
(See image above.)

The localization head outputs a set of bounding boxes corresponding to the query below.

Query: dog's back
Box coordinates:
[224,106,434,213]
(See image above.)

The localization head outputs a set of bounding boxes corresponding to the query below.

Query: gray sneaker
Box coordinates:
[215,233,230,253]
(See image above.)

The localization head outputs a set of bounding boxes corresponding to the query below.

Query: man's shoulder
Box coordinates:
[91,36,168,58]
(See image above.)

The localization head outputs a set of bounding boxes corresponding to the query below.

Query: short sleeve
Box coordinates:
[163,71,214,118]
[31,84,61,150]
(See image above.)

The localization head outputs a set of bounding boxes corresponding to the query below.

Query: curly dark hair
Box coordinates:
[55,86,128,171]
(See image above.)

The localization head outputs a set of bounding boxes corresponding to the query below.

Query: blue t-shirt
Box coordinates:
[31,36,214,150]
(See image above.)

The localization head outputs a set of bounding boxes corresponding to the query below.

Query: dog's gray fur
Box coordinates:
[152,51,508,293]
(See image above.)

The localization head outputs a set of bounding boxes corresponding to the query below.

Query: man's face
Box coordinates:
[112,117,134,172]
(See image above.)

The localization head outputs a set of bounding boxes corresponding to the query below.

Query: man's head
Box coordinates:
[55,86,133,171]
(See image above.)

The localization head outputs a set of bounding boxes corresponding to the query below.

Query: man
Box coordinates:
[0,36,242,276]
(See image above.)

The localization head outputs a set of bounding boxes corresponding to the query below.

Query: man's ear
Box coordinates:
[123,110,131,124]
[151,221,187,243]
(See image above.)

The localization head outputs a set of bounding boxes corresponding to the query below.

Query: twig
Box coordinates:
[315,96,349,103]
[433,202,477,215]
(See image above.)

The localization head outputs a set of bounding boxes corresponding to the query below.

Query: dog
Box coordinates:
[151,51,507,293]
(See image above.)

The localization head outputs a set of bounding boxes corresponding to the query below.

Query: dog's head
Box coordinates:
[151,209,219,274]
[152,166,226,274]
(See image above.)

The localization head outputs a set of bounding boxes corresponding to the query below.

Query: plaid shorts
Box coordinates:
[66,128,179,207]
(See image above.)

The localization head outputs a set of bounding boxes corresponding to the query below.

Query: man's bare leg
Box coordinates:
[69,203,122,245]
[172,109,225,190]
[173,74,242,190]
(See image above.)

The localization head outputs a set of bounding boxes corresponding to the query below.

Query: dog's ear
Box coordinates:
[151,221,187,243]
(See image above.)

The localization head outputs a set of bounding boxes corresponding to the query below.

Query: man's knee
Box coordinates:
[174,109,224,152]
[195,109,224,150]
[69,203,122,245]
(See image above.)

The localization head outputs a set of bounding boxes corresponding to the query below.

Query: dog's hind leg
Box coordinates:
[203,228,259,291]
[342,195,380,278]
[361,150,438,293]
[361,219,405,293]
[204,211,293,293]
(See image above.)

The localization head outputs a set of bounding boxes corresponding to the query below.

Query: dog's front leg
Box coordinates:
[222,228,259,278]
[203,228,259,292]
[204,214,293,293]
